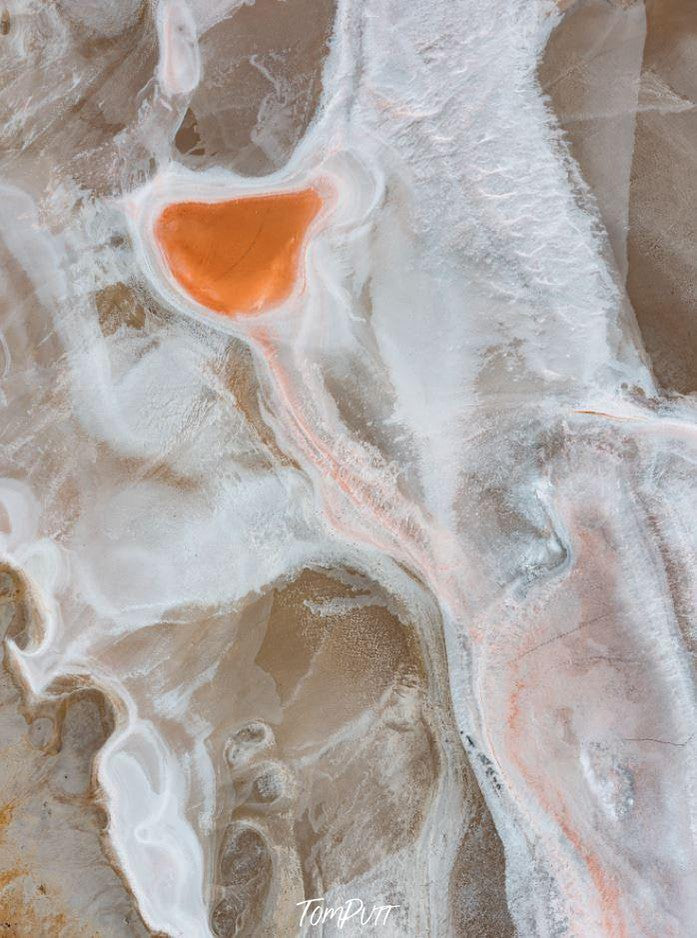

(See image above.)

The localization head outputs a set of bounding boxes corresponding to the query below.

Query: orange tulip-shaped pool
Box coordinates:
[154,188,322,317]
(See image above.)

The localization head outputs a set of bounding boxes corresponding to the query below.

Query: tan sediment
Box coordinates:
[0,1,161,196]
[99,570,509,935]
[0,565,152,936]
[625,0,697,393]
[218,340,298,468]
[449,793,515,938]
[178,0,336,176]
[539,0,645,282]
[188,567,514,935]
[96,282,147,336]
[542,0,697,394]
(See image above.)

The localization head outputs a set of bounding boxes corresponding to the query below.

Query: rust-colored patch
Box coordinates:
[0,879,68,938]
[0,866,23,891]
[154,189,322,317]
[0,805,13,839]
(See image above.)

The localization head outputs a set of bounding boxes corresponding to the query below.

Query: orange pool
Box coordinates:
[154,188,322,317]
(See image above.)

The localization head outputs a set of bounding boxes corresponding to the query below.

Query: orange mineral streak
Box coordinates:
[251,327,469,614]
[154,188,322,317]
[501,675,628,938]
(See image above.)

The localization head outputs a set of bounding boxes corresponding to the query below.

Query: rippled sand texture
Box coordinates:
[1,0,697,935]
